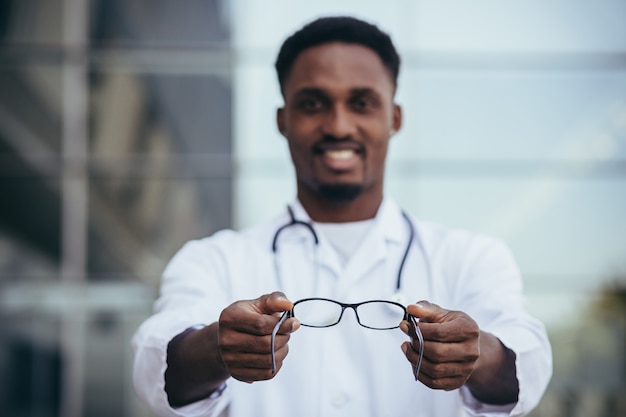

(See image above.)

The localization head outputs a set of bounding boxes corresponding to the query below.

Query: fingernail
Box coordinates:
[291,320,300,332]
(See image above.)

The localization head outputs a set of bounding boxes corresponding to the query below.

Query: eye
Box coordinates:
[351,96,377,112]
[298,97,323,112]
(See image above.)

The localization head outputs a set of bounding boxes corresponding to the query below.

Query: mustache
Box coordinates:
[311,135,365,154]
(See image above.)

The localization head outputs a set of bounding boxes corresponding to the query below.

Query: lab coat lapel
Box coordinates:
[286,201,343,276]
[341,198,406,289]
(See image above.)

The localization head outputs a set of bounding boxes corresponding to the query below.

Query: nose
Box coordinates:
[321,106,357,139]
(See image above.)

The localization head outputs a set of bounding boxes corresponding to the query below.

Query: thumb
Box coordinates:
[406,300,448,323]
[257,291,293,315]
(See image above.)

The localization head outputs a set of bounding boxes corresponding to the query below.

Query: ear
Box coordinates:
[391,103,402,135]
[277,107,286,137]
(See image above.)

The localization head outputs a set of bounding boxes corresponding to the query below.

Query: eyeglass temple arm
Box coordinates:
[270,310,292,374]
[409,315,424,381]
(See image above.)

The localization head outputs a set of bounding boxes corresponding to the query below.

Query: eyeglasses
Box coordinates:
[270,297,424,379]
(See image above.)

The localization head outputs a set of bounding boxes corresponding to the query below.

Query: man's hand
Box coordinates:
[165,292,299,407]
[400,301,518,404]
[400,301,479,390]
[218,292,300,383]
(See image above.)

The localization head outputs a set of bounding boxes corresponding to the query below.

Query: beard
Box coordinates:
[316,183,364,203]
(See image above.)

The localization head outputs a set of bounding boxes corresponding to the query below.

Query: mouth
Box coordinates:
[313,142,364,172]
[326,149,357,160]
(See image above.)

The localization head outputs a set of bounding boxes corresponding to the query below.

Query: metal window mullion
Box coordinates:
[59,1,89,417]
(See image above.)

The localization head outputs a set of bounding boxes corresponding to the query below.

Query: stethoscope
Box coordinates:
[271,205,426,306]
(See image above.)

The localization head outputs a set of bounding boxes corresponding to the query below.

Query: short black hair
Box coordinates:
[275,16,400,93]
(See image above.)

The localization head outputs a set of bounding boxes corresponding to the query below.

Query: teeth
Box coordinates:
[326,149,355,160]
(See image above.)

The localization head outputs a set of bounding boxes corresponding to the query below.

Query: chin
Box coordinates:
[317,184,363,203]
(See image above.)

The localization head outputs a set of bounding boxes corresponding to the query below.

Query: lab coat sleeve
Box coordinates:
[131,237,233,417]
[447,233,553,417]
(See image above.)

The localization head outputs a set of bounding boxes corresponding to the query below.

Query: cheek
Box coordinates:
[287,138,314,173]
[365,140,391,174]
[288,113,319,135]
[286,122,317,150]
[369,135,391,156]
[288,134,312,156]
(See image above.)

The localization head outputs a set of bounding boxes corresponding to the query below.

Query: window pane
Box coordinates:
[90,0,230,47]
[87,177,231,282]
[0,0,63,46]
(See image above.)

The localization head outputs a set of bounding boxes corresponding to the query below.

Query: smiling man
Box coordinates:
[132,16,552,417]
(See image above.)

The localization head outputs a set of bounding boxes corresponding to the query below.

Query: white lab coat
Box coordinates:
[132,197,552,417]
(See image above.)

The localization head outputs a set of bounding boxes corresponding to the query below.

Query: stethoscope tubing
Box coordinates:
[270,206,428,377]
[271,205,429,297]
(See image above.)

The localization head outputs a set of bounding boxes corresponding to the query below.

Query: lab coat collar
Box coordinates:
[288,196,407,245]
[284,197,408,278]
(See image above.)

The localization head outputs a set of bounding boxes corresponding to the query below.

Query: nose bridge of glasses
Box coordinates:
[342,304,360,324]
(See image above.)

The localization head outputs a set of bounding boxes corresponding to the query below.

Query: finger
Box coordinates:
[220,309,275,337]
[418,371,469,391]
[399,319,417,335]
[421,339,480,363]
[399,320,411,336]
[401,341,414,365]
[406,300,449,323]
[225,341,290,370]
[221,293,294,336]
[405,349,473,391]
[221,331,291,355]
[401,340,423,381]
[418,353,474,379]
[418,317,480,344]
[276,317,300,335]
[228,340,291,382]
[257,291,293,315]
[407,302,480,344]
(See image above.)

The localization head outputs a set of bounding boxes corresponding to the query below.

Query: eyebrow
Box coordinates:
[349,87,379,97]
[292,87,381,99]
[292,87,328,99]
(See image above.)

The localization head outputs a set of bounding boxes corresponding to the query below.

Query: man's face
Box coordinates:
[277,42,402,204]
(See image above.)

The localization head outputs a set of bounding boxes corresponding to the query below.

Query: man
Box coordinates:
[132,16,552,417]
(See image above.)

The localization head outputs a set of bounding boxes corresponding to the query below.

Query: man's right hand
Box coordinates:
[218,292,300,383]
[165,292,298,407]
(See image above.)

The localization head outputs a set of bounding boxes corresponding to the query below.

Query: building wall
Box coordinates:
[0,1,232,416]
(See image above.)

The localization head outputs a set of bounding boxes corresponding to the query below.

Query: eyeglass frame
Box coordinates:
[270,297,424,380]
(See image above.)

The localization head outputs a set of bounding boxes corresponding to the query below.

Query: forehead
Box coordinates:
[282,42,395,97]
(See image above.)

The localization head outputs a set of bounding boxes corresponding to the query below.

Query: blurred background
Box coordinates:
[0,0,624,416]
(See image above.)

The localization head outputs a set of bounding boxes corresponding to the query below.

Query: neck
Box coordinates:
[298,189,383,223]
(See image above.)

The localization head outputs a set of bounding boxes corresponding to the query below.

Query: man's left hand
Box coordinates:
[400,301,480,391]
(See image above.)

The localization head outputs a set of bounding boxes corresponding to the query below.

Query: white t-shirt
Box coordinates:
[315,218,376,266]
